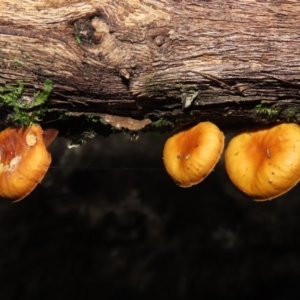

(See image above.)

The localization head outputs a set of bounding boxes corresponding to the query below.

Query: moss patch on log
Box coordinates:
[0,79,52,126]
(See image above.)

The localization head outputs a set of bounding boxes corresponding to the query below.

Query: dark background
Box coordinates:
[1,132,300,299]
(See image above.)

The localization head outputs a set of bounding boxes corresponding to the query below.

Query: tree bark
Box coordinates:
[1,0,300,136]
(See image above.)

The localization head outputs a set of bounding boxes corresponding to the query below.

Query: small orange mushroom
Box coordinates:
[163,121,224,187]
[0,124,55,201]
[225,123,300,201]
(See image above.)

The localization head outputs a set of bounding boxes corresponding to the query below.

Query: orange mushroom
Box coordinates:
[0,124,55,201]
[43,128,59,147]
[163,121,224,187]
[225,123,300,201]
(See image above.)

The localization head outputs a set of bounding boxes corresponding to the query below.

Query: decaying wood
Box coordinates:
[1,0,300,135]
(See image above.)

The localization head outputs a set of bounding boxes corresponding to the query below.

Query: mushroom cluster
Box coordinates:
[225,123,300,201]
[163,121,300,201]
[163,121,224,187]
[3,120,300,203]
[0,125,57,201]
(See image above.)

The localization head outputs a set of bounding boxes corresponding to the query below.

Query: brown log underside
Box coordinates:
[1,0,300,137]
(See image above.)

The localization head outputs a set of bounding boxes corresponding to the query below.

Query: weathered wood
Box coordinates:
[1,0,300,135]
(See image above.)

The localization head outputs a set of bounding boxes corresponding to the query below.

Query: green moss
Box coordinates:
[140,117,175,134]
[0,79,53,126]
[86,114,100,123]
[13,59,25,68]
[280,106,300,122]
[86,114,113,127]
[148,118,174,129]
[75,35,81,44]
[254,104,279,118]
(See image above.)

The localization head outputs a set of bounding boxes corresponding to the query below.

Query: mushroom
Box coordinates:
[0,124,55,201]
[43,128,59,147]
[225,123,300,201]
[163,121,224,187]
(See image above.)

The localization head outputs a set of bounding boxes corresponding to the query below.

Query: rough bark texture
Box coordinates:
[1,0,300,136]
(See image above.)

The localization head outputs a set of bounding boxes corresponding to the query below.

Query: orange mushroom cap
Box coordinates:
[163,121,224,187]
[225,123,300,201]
[0,124,52,201]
